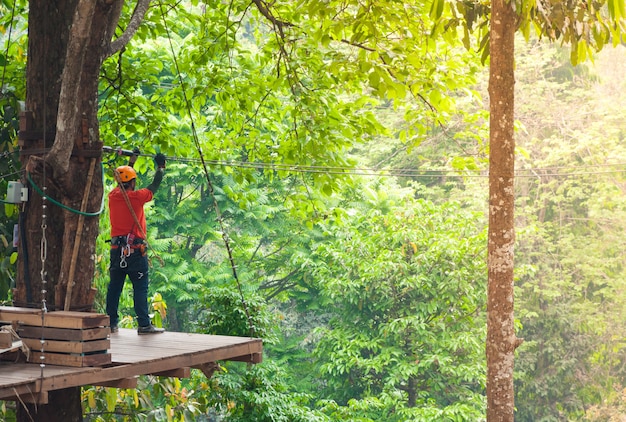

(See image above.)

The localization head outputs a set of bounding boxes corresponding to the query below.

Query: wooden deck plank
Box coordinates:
[109,329,260,362]
[0,328,262,401]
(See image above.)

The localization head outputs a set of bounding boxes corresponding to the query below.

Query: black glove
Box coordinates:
[154,153,166,169]
[128,147,141,167]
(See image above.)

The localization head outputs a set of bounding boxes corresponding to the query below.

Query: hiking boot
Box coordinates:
[110,325,119,333]
[138,324,165,335]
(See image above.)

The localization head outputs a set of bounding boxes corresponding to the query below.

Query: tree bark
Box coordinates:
[15,1,127,421]
[47,0,97,175]
[17,0,124,310]
[486,0,520,421]
[17,388,82,422]
[16,0,78,310]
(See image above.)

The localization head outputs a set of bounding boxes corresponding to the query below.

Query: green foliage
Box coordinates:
[0,0,27,301]
[434,0,626,65]
[0,0,27,97]
[204,360,329,422]
[99,0,481,200]
[193,285,279,342]
[8,1,622,420]
[512,44,626,419]
[306,187,487,419]
[585,386,626,421]
[83,376,207,421]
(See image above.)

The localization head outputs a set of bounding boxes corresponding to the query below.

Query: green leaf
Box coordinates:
[429,0,444,21]
[105,387,117,412]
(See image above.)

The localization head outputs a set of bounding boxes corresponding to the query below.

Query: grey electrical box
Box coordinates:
[6,181,26,203]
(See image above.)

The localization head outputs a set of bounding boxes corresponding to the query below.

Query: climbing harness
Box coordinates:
[110,234,147,269]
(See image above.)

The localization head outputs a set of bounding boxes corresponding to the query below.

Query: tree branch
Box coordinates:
[48,0,97,176]
[250,0,293,33]
[106,0,152,58]
[339,37,437,116]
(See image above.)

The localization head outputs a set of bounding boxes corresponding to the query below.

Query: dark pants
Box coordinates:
[106,248,151,328]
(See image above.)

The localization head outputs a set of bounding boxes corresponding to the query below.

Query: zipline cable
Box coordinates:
[100,149,626,179]
[9,147,626,180]
[157,0,256,337]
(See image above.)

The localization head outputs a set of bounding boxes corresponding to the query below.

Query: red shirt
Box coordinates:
[108,187,154,239]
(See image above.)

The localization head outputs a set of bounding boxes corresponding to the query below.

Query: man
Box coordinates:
[106,152,167,335]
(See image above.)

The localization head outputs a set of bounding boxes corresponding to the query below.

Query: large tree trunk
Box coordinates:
[16,0,77,310]
[15,1,124,421]
[17,389,82,422]
[486,0,521,420]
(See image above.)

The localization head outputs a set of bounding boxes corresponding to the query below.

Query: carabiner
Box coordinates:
[120,245,130,268]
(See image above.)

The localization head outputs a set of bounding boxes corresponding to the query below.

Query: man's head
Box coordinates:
[116,165,137,190]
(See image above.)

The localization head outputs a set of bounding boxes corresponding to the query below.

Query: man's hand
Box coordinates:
[129,147,141,167]
[155,153,166,169]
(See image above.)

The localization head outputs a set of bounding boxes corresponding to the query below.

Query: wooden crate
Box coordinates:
[0,330,12,349]
[27,350,111,367]
[0,306,109,329]
[21,338,110,354]
[0,307,112,367]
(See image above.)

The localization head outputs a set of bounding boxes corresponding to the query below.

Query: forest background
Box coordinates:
[2,1,626,421]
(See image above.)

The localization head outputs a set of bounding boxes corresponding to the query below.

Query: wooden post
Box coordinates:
[63,157,97,311]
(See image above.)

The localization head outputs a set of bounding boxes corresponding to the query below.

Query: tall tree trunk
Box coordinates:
[15,1,124,421]
[486,0,521,420]
[16,0,78,310]
[17,388,82,422]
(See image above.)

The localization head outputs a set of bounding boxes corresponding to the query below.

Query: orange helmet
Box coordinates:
[115,166,137,183]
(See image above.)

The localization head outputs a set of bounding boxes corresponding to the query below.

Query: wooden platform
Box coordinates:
[0,329,262,404]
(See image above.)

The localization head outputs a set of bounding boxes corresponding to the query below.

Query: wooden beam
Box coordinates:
[39,366,123,394]
[176,340,263,367]
[92,377,138,389]
[193,362,219,379]
[8,390,48,404]
[1,376,46,403]
[150,367,190,378]
[228,352,263,364]
[9,391,48,404]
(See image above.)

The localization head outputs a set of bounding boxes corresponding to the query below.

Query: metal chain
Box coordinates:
[39,183,48,377]
[40,186,48,312]
[37,0,49,387]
